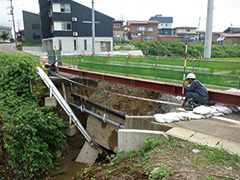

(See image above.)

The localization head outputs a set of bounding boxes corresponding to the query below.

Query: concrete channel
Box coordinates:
[49,74,240,155]
[45,73,240,178]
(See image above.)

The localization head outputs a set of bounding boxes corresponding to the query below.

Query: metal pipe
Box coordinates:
[70,103,125,129]
[71,94,126,119]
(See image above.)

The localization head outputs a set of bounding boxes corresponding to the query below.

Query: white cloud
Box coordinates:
[0,0,239,32]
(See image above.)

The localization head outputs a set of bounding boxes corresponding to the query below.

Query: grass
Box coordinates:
[74,137,240,180]
[62,55,240,90]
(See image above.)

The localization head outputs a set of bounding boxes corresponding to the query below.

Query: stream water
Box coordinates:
[52,158,86,180]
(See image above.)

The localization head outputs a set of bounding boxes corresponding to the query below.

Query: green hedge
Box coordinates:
[127,41,240,58]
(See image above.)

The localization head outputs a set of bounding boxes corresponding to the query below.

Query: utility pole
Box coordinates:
[197,17,201,41]
[92,0,95,55]
[8,0,17,47]
[204,0,214,59]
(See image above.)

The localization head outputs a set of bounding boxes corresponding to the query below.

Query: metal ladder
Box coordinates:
[36,67,101,152]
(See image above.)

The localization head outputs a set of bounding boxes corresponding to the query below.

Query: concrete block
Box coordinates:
[217,139,240,156]
[150,122,176,132]
[65,124,77,137]
[86,108,125,153]
[188,133,222,147]
[118,129,168,153]
[75,141,99,164]
[45,97,57,107]
[125,116,155,130]
[166,127,196,141]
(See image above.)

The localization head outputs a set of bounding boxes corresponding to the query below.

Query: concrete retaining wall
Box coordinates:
[125,116,174,132]
[23,46,43,52]
[118,129,168,153]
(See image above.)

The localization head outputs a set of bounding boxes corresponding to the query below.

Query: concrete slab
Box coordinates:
[175,119,240,143]
[45,97,57,107]
[75,141,99,164]
[188,132,222,147]
[64,124,77,137]
[166,127,196,141]
[118,129,168,153]
[217,139,240,155]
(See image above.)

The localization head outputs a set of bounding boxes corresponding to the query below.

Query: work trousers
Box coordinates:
[185,92,208,104]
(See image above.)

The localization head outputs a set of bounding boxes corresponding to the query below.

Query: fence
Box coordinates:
[61,55,240,90]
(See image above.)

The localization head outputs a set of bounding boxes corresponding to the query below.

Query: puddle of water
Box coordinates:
[53,158,87,180]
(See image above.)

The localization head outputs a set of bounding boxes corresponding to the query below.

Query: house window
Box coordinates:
[144,36,153,41]
[54,22,72,31]
[74,40,77,51]
[137,27,146,31]
[60,4,71,13]
[33,33,41,40]
[165,32,168,35]
[148,27,153,32]
[131,33,138,37]
[165,24,168,27]
[32,24,41,29]
[186,29,190,32]
[114,23,120,28]
[84,40,87,50]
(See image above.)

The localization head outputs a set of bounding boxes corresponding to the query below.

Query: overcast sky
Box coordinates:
[0,0,240,32]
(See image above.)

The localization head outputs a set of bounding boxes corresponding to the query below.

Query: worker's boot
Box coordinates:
[185,99,196,111]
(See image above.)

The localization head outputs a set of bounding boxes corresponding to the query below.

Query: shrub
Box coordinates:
[0,52,68,178]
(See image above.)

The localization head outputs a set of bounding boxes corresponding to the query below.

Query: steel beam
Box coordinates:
[45,64,240,107]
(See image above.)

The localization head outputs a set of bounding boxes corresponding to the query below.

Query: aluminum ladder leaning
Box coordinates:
[36,67,101,152]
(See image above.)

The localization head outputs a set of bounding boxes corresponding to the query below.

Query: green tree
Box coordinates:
[0,30,10,41]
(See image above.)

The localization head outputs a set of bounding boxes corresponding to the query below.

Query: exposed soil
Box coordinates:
[74,138,240,180]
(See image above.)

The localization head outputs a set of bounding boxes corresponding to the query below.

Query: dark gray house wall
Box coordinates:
[39,0,113,39]
[23,11,42,44]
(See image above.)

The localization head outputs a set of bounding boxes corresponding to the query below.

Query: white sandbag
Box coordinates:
[186,112,204,120]
[193,106,212,115]
[214,105,232,114]
[227,105,239,113]
[163,113,180,123]
[176,108,186,112]
[208,107,219,116]
[154,114,165,123]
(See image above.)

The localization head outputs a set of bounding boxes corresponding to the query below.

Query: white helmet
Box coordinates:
[186,73,196,79]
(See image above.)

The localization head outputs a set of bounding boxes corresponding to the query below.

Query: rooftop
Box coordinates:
[150,15,173,23]
[127,20,159,25]
[113,20,125,23]
[174,27,197,29]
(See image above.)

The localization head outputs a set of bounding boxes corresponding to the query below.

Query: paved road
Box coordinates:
[0,43,19,54]
[0,43,29,55]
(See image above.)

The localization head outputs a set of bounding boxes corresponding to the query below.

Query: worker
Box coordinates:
[48,59,58,76]
[182,73,208,110]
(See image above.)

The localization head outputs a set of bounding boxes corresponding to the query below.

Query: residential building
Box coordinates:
[0,26,12,41]
[39,0,114,54]
[158,35,182,42]
[126,20,159,42]
[23,11,42,44]
[113,20,124,42]
[224,27,240,34]
[173,27,198,40]
[17,30,25,42]
[149,14,173,35]
[216,33,240,45]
